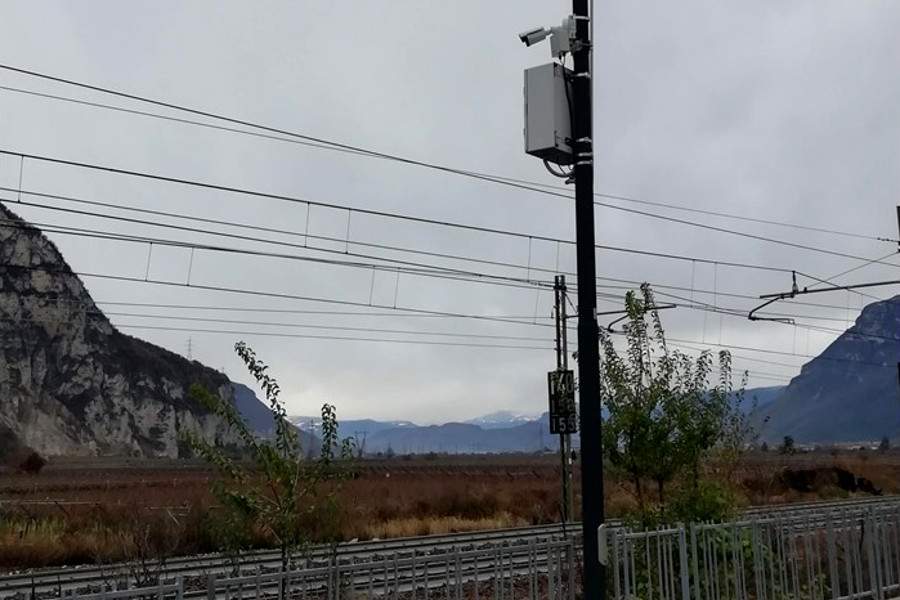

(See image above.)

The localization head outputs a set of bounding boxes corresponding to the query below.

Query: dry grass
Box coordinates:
[364,513,527,539]
[2,450,897,571]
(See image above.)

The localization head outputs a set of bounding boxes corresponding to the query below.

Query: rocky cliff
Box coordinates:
[753,296,900,444]
[0,202,241,458]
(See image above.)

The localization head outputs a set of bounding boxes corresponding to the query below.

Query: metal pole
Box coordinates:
[555,275,574,523]
[571,0,605,596]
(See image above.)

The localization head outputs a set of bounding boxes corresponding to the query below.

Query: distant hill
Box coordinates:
[288,413,555,454]
[232,383,277,436]
[232,384,317,450]
[289,416,417,438]
[366,420,550,454]
[741,386,785,413]
[753,296,900,444]
[283,389,793,456]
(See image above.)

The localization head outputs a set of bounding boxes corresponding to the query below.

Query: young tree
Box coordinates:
[599,284,745,523]
[184,342,354,574]
[778,435,796,455]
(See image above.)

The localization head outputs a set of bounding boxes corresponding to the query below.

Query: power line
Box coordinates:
[595,201,898,266]
[0,212,554,292]
[0,262,558,329]
[5,187,565,283]
[6,315,551,351]
[1,78,893,245]
[7,262,891,372]
[645,287,900,345]
[120,325,551,350]
[11,309,551,343]
[14,186,859,302]
[0,154,819,276]
[5,205,887,333]
[4,295,557,321]
[593,279,881,314]
[0,65,560,195]
[662,333,893,370]
[5,148,893,268]
[6,205,888,340]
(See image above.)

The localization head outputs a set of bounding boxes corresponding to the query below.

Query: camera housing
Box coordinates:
[518,27,551,47]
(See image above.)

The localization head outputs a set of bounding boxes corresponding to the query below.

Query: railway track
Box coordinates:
[2,495,897,599]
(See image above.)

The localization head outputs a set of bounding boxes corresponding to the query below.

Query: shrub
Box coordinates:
[19,449,47,474]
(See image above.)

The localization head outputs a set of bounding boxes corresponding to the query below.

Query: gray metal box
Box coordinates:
[524,62,573,165]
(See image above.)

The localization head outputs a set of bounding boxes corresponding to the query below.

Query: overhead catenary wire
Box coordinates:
[0,157,836,278]
[2,149,895,270]
[0,261,559,329]
[13,199,886,335]
[0,212,555,292]
[5,196,892,341]
[4,186,828,301]
[643,286,900,346]
[3,295,558,321]
[0,75,893,245]
[4,202,891,336]
[7,309,552,343]
[1,68,892,372]
[5,316,551,351]
[6,260,892,374]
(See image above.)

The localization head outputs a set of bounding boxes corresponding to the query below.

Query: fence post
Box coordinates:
[612,528,621,600]
[678,524,690,600]
[866,511,884,600]
[546,541,554,600]
[455,545,462,600]
[206,573,215,600]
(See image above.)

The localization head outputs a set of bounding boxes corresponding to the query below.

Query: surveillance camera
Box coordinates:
[518,27,550,47]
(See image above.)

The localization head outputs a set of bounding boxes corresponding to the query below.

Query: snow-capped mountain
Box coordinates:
[464,410,542,429]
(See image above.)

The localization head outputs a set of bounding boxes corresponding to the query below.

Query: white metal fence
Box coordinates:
[57,499,900,600]
[609,502,900,600]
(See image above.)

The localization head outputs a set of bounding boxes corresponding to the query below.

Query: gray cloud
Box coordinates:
[1,1,898,423]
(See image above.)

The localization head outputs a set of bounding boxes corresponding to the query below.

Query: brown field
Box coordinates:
[2,450,898,571]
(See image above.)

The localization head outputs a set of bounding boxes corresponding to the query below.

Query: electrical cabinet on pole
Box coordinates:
[519,4,605,597]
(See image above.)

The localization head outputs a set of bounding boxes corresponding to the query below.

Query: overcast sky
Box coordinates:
[1,1,898,424]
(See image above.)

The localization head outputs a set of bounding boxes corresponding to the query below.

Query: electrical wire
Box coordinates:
[1,74,892,244]
[3,295,556,321]
[0,212,554,292]
[5,207,890,339]
[0,261,558,329]
[4,148,893,269]
[5,206,891,345]
[7,262,890,373]
[12,187,858,303]
[3,316,551,351]
[0,154,817,276]
[14,308,552,343]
